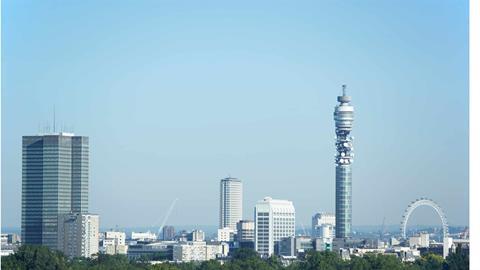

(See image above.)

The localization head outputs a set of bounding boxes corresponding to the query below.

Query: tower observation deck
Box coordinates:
[334,85,354,239]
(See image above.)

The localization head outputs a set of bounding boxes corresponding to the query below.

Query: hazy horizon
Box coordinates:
[2,1,469,230]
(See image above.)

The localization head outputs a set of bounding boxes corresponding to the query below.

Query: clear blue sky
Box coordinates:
[2,0,468,229]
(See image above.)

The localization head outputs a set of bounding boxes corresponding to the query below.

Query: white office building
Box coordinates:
[315,224,334,239]
[312,213,335,237]
[409,233,430,248]
[254,197,295,257]
[189,230,205,242]
[312,212,335,250]
[219,177,243,230]
[173,242,229,262]
[57,213,99,258]
[131,231,157,241]
[102,231,127,254]
[105,231,125,245]
[312,213,335,231]
[217,227,236,242]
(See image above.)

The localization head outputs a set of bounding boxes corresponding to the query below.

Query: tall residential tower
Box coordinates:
[57,213,99,258]
[334,85,354,239]
[22,133,89,249]
[219,177,243,230]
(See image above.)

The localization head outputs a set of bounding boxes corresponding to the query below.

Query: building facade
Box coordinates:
[57,213,99,258]
[334,86,354,239]
[278,236,314,257]
[102,231,127,255]
[104,231,126,246]
[131,231,157,242]
[254,197,295,257]
[237,220,254,242]
[162,226,175,241]
[127,242,174,260]
[217,227,236,242]
[173,242,229,262]
[314,237,333,251]
[22,133,89,249]
[312,213,335,246]
[188,230,205,242]
[409,233,430,248]
[219,177,243,230]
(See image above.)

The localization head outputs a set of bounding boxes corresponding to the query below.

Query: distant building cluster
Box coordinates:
[1,233,21,256]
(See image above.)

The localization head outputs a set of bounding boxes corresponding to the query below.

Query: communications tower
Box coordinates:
[334,85,354,239]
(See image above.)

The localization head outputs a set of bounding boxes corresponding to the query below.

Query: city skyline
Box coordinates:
[2,0,469,229]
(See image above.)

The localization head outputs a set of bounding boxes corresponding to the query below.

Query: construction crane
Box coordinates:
[380,217,386,239]
[300,223,308,236]
[156,198,179,238]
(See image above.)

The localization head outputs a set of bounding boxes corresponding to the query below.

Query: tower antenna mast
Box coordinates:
[53,105,56,133]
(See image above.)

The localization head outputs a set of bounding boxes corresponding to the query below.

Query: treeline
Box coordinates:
[1,245,468,270]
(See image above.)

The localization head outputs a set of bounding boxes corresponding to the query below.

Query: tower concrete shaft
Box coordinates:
[334,85,354,239]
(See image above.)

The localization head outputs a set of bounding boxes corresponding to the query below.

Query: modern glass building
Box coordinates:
[71,136,89,213]
[219,177,242,230]
[333,86,354,239]
[22,133,89,249]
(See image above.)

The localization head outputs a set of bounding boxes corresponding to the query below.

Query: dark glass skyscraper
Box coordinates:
[334,86,354,239]
[22,133,89,249]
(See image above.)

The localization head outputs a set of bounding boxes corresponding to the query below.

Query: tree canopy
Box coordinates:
[1,246,469,270]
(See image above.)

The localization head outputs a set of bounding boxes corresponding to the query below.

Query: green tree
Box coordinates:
[298,250,345,270]
[69,256,95,270]
[349,255,371,270]
[230,248,259,261]
[2,244,470,270]
[1,245,69,270]
[284,261,301,270]
[176,262,199,270]
[362,254,405,270]
[197,260,222,270]
[402,262,422,270]
[266,255,283,270]
[148,263,182,270]
[415,253,444,270]
[444,249,469,270]
[227,248,273,270]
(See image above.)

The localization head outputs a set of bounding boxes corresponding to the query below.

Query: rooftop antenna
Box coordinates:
[342,84,347,96]
[53,105,56,133]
